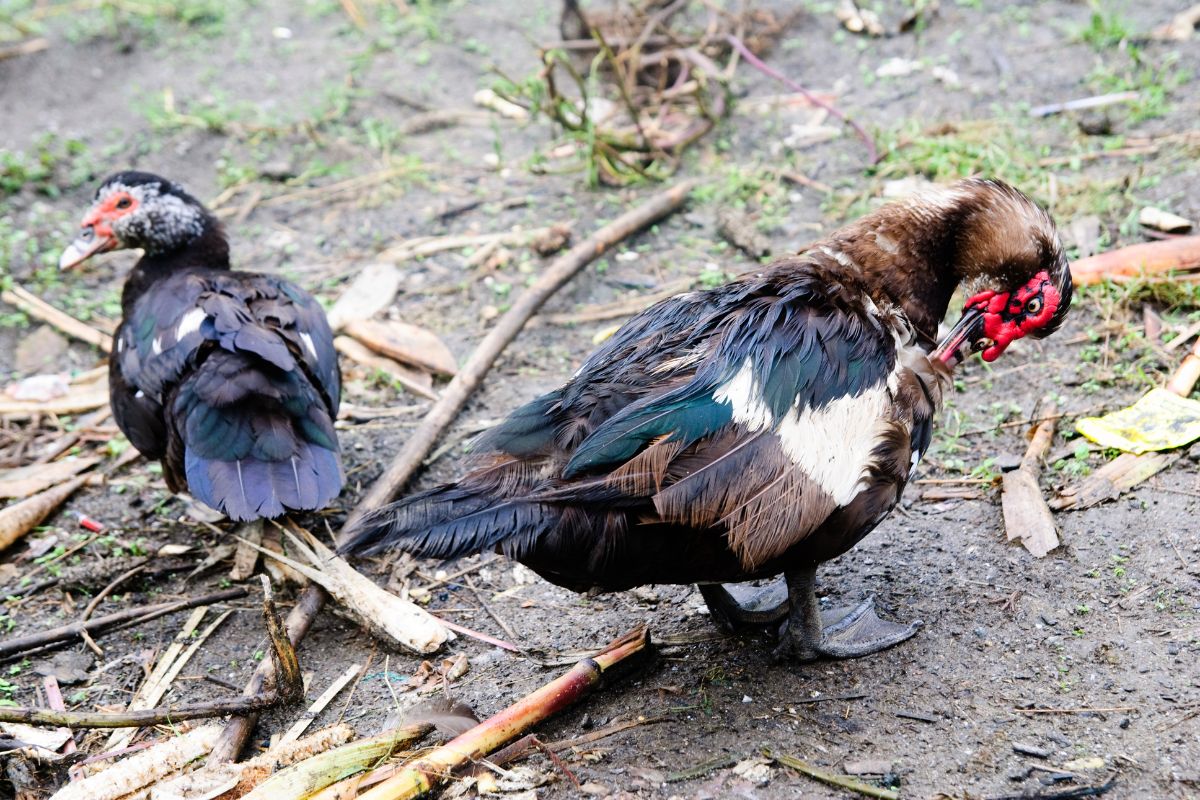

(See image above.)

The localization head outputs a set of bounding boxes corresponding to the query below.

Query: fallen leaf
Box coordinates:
[334,336,438,400]
[343,319,457,376]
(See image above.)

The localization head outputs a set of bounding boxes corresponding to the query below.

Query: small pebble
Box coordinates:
[1040,614,1058,627]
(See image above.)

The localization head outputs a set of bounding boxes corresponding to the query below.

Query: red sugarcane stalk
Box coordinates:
[354,627,651,800]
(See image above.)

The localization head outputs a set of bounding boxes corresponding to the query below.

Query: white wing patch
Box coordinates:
[714,358,893,506]
[299,331,319,361]
[909,448,921,478]
[176,308,207,340]
[151,336,163,356]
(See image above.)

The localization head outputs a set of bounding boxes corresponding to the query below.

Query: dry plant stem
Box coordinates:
[0,286,113,352]
[1001,402,1059,557]
[352,627,651,800]
[0,586,248,661]
[0,38,49,61]
[207,583,326,763]
[725,35,878,164]
[769,750,899,800]
[0,580,298,728]
[351,179,698,523]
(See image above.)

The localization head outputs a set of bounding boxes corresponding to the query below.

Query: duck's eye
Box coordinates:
[1025,297,1043,315]
[115,197,132,210]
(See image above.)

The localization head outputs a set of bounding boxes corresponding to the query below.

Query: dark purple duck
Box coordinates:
[60,171,343,522]
[344,178,1071,660]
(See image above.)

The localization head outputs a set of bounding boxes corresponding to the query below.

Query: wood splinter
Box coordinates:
[1001,400,1059,557]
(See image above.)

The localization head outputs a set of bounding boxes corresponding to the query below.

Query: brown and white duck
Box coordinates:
[343,178,1071,660]
[60,171,344,522]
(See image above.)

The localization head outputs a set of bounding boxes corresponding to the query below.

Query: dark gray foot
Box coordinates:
[698,579,789,627]
[776,596,922,661]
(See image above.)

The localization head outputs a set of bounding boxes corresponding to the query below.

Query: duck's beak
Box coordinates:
[932,307,987,367]
[59,225,117,271]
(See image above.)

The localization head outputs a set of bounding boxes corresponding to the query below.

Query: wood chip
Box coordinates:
[1139,207,1194,233]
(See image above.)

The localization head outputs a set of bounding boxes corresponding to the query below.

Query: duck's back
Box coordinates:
[112,268,343,521]
[346,258,946,588]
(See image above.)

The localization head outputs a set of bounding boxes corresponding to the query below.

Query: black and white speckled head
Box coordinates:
[60,171,219,270]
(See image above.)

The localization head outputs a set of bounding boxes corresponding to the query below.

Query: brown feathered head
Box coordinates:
[928,179,1071,365]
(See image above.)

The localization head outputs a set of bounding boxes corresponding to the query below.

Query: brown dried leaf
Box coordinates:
[343,319,458,377]
[334,335,438,400]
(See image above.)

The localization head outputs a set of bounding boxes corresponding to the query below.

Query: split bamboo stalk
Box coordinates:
[351,627,651,800]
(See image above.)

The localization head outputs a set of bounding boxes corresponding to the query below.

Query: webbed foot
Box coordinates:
[775,596,922,661]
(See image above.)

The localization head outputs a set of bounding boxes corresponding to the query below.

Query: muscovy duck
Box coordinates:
[59,171,344,522]
[344,178,1072,660]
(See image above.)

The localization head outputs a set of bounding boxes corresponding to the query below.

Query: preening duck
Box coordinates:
[60,171,344,522]
[344,178,1071,660]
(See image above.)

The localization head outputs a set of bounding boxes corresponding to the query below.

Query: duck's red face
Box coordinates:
[933,269,1070,366]
[59,188,139,270]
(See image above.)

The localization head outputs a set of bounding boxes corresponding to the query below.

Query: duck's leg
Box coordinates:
[773,565,922,661]
[699,580,790,627]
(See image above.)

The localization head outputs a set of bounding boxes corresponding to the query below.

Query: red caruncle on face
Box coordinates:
[963,270,1061,362]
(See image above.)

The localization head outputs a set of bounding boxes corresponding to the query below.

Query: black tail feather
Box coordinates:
[340,483,559,561]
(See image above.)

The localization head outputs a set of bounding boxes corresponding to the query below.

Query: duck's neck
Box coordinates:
[121,218,230,315]
[824,196,978,345]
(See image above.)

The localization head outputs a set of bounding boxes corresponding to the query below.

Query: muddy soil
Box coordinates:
[2,1,1199,798]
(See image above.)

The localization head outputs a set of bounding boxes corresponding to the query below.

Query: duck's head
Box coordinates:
[925,179,1073,366]
[59,171,220,270]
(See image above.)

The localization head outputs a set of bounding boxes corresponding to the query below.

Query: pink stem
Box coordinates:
[726,35,879,165]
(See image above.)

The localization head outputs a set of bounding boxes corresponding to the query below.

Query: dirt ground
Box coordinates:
[2,1,1200,798]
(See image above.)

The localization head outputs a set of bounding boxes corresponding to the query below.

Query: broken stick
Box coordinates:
[1001,401,1059,557]
[0,286,113,352]
[0,586,248,661]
